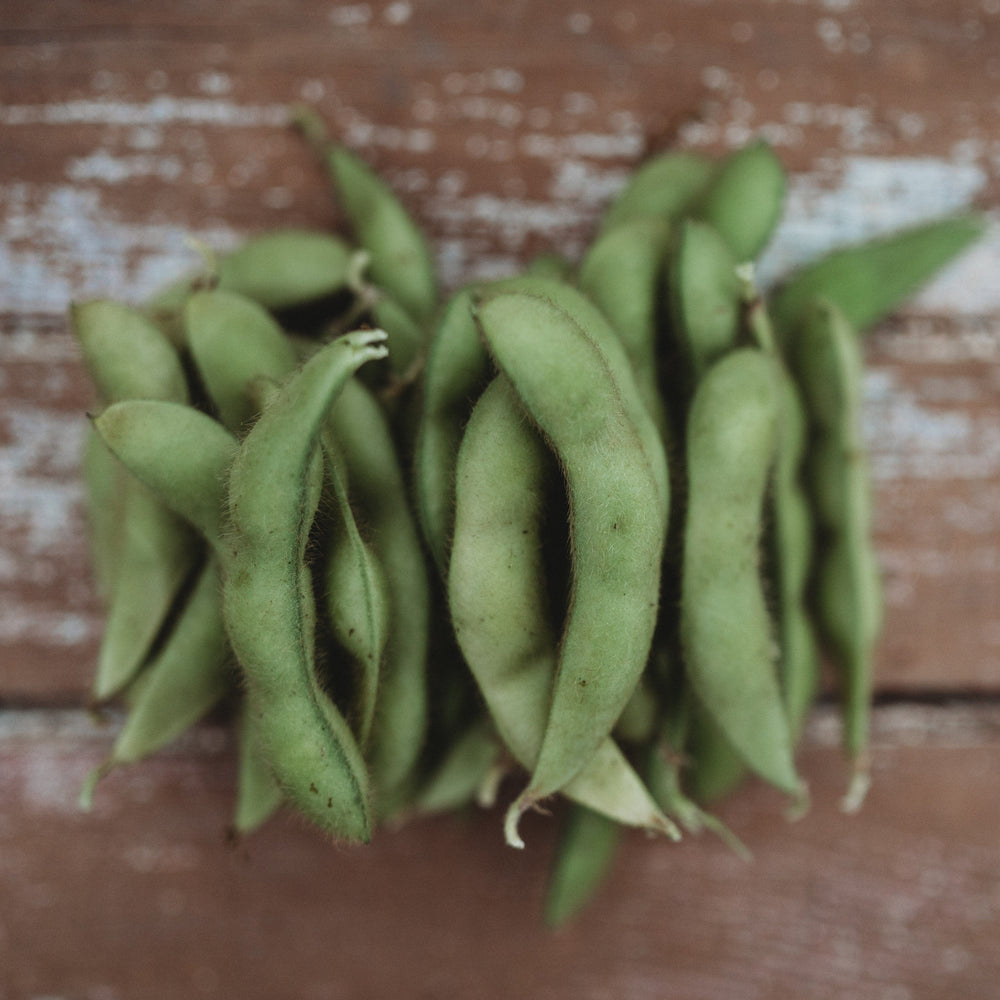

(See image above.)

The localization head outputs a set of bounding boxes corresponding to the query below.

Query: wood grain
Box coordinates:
[2,706,998,1000]
[1,4,998,990]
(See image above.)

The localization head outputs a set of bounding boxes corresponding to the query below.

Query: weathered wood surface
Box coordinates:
[1,2,999,994]
[2,706,999,1000]
[2,0,1000,696]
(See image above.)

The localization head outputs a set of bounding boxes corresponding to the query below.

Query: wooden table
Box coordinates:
[2,2,999,996]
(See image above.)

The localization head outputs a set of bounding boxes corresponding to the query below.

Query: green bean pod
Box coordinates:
[327,377,431,814]
[681,348,802,800]
[578,214,674,438]
[319,435,390,748]
[668,219,743,384]
[770,214,985,339]
[80,558,232,808]
[415,717,500,815]
[544,806,622,928]
[476,286,668,829]
[695,140,785,261]
[293,106,437,326]
[73,300,197,701]
[449,376,676,847]
[599,150,716,233]
[790,298,882,810]
[82,429,126,601]
[184,289,298,434]
[225,331,388,841]
[232,699,284,836]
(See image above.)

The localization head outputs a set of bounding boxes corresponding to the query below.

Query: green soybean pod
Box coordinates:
[770,214,985,339]
[370,293,426,378]
[743,288,821,739]
[232,700,284,836]
[292,106,437,326]
[578,214,674,437]
[92,401,239,555]
[82,429,126,601]
[79,558,232,808]
[413,286,487,574]
[599,150,716,233]
[695,140,785,262]
[415,716,500,815]
[184,290,298,434]
[415,276,587,575]
[326,378,430,813]
[684,700,749,803]
[449,377,676,846]
[791,298,882,810]
[319,435,390,747]
[72,300,197,700]
[526,253,573,281]
[217,230,353,309]
[225,330,388,841]
[681,349,802,800]
[476,288,667,822]
[668,219,743,384]
[544,806,622,928]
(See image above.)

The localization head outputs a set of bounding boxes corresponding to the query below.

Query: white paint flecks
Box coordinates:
[66,151,184,185]
[0,96,287,128]
[0,183,240,311]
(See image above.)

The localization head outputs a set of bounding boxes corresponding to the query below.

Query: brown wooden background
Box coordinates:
[2,2,999,997]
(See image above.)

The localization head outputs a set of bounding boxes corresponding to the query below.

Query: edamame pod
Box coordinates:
[184,290,298,434]
[599,150,716,233]
[578,214,674,437]
[327,378,430,813]
[225,330,388,841]
[791,298,882,810]
[80,558,232,808]
[92,401,239,554]
[544,806,621,928]
[232,700,284,836]
[72,300,197,701]
[668,219,743,383]
[476,287,668,825]
[293,106,437,326]
[770,214,985,339]
[415,717,500,815]
[319,436,390,747]
[449,377,676,846]
[681,349,802,800]
[695,140,785,261]
[82,429,125,601]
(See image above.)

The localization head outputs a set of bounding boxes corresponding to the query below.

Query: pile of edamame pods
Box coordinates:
[75,105,983,925]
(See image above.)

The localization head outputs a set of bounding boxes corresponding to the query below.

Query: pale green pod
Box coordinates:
[526,253,573,281]
[695,140,785,261]
[578,214,674,438]
[72,299,191,405]
[326,378,430,813]
[684,698,747,804]
[293,106,437,325]
[544,806,622,928]
[681,349,802,799]
[370,294,426,377]
[82,429,126,601]
[599,150,716,233]
[770,214,985,340]
[791,299,882,808]
[413,286,488,574]
[184,289,298,434]
[415,717,500,815]
[217,229,353,310]
[92,401,239,554]
[225,330,388,841]
[72,299,196,701]
[92,482,196,703]
[232,699,284,836]
[668,219,743,383]
[320,435,390,747]
[476,287,668,825]
[80,558,232,809]
[449,377,676,847]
